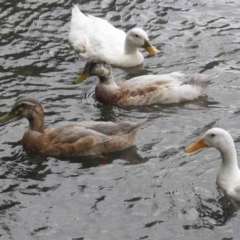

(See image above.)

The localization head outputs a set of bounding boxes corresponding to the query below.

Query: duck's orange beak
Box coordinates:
[143,40,159,55]
[185,137,207,153]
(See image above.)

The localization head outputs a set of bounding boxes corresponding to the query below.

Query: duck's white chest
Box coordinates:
[216,167,240,198]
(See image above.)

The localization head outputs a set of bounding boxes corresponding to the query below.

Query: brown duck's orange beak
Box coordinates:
[143,40,159,55]
[184,137,207,153]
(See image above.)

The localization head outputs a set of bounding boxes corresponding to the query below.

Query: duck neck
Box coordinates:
[124,38,139,55]
[99,70,118,88]
[219,143,239,175]
[28,106,44,133]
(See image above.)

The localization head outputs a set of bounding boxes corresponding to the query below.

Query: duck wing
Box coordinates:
[116,72,216,105]
[47,125,111,145]
[123,72,216,90]
[46,118,147,145]
[69,5,126,58]
[75,118,147,135]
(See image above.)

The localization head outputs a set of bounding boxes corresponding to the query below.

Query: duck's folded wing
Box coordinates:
[123,75,175,90]
[48,126,111,144]
[72,121,123,135]
[123,72,215,89]
[69,5,126,57]
[75,119,146,135]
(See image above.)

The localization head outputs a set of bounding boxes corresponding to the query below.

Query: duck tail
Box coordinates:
[182,73,218,89]
[204,73,218,83]
[134,117,148,129]
[119,118,147,134]
[72,5,86,20]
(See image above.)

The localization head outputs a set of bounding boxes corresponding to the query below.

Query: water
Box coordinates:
[1,0,240,239]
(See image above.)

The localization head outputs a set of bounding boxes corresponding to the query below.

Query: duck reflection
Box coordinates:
[24,145,146,169]
[182,194,237,231]
[65,145,146,168]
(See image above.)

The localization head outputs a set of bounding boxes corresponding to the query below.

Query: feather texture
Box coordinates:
[68,5,158,67]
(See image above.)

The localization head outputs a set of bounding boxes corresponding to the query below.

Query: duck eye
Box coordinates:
[135,34,139,38]
[211,134,215,137]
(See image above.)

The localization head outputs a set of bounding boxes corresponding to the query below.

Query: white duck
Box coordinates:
[68,5,159,68]
[74,58,215,107]
[185,128,240,203]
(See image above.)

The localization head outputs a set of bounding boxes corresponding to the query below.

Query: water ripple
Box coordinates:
[1,0,240,239]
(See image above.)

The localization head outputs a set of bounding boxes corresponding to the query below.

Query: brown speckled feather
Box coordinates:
[95,82,160,106]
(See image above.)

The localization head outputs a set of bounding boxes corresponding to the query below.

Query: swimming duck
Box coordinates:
[68,5,159,67]
[185,128,240,203]
[0,97,146,157]
[74,58,216,107]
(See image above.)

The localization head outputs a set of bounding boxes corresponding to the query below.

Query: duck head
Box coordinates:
[125,28,159,55]
[74,58,112,84]
[0,97,43,122]
[185,128,234,153]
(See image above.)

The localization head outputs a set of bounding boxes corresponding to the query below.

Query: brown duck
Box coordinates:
[74,58,216,107]
[0,97,146,157]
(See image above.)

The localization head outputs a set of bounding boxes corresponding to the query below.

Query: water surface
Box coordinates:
[1,0,240,239]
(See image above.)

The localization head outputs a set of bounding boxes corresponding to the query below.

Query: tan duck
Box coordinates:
[0,97,146,157]
[74,58,216,107]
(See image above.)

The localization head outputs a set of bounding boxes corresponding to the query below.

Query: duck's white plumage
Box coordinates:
[68,5,159,67]
[185,128,240,203]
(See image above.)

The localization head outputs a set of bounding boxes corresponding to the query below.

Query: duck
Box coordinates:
[68,5,159,68]
[74,58,216,107]
[0,97,147,157]
[185,128,240,203]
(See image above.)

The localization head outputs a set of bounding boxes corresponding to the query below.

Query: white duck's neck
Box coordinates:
[220,143,238,169]
[124,38,139,55]
[218,141,240,185]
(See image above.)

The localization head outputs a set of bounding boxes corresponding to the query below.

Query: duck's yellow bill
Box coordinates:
[74,71,89,84]
[144,44,159,55]
[184,137,207,153]
[0,110,17,123]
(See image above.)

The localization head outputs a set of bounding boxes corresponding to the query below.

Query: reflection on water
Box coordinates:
[1,0,240,239]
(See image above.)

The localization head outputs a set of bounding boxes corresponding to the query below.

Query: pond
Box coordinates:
[0,0,240,239]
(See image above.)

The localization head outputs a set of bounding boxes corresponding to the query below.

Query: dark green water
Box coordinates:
[1,0,240,239]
